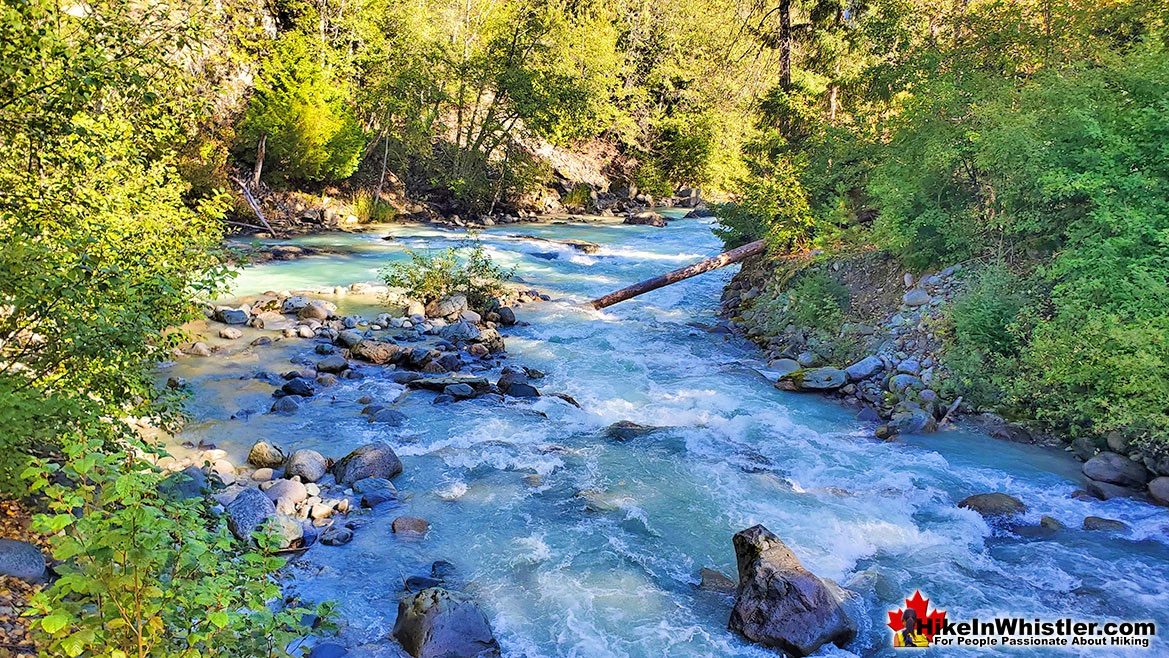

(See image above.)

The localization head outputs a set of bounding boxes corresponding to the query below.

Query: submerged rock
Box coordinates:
[498,368,539,398]
[1082,516,1130,532]
[392,588,501,658]
[624,211,666,227]
[407,376,490,392]
[333,442,403,484]
[957,492,1027,519]
[604,421,661,441]
[392,516,430,536]
[729,525,856,656]
[697,567,736,593]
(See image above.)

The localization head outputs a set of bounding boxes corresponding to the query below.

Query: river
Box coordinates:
[164,212,1169,657]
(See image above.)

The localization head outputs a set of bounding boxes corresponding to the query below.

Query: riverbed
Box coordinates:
[165,212,1169,657]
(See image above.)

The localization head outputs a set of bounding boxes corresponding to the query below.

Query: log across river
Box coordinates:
[170,212,1169,656]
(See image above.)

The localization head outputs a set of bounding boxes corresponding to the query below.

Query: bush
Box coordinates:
[714,159,815,251]
[237,33,365,184]
[352,191,398,223]
[381,242,514,310]
[787,271,850,332]
[562,184,593,210]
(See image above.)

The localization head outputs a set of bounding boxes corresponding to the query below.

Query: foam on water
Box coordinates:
[173,218,1169,657]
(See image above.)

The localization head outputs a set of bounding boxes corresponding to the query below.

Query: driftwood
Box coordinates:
[590,239,767,309]
[229,176,280,238]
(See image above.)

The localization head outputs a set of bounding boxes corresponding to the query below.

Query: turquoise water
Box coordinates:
[170,214,1169,657]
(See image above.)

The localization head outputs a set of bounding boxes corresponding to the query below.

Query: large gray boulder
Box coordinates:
[775,367,848,392]
[624,211,666,227]
[392,588,501,658]
[440,321,481,343]
[286,449,328,482]
[333,442,403,485]
[352,340,401,365]
[1082,452,1149,488]
[844,356,883,381]
[729,525,855,657]
[0,538,47,583]
[426,294,468,319]
[1149,477,1169,506]
[226,487,276,542]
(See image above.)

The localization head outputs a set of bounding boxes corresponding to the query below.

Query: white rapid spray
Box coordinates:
[169,213,1169,657]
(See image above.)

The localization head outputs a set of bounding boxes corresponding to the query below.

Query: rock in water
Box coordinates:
[728,525,856,657]
[775,367,848,392]
[0,538,47,583]
[226,487,276,542]
[957,492,1027,518]
[333,442,403,484]
[351,340,401,365]
[392,588,501,658]
[1082,452,1150,488]
[623,211,666,227]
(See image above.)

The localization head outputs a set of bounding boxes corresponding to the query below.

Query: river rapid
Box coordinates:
[164,212,1169,657]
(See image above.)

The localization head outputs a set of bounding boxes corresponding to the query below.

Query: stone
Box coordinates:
[1039,515,1065,530]
[270,395,302,414]
[186,341,212,357]
[337,329,364,348]
[776,367,847,392]
[1082,452,1149,488]
[214,307,249,325]
[497,307,516,325]
[0,539,46,583]
[440,320,481,342]
[252,468,274,481]
[298,300,335,321]
[1086,480,1144,501]
[264,479,308,514]
[407,376,491,392]
[226,487,276,542]
[219,327,243,340]
[605,421,661,441]
[888,373,923,393]
[1148,477,1169,506]
[957,493,1027,518]
[392,588,501,658]
[890,408,937,434]
[426,294,468,319]
[729,525,856,656]
[286,449,328,482]
[308,642,348,658]
[768,358,800,376]
[392,516,430,535]
[844,356,883,381]
[320,524,354,546]
[1082,516,1130,532]
[316,355,349,374]
[902,289,931,306]
[280,377,316,397]
[160,465,207,500]
[247,441,287,468]
[1106,431,1131,454]
[351,340,401,365]
[369,408,407,425]
[624,211,667,227]
[697,567,736,593]
[333,442,403,484]
[1070,437,1098,461]
[443,383,476,399]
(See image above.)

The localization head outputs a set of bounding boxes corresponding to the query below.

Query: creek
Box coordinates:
[165,211,1169,657]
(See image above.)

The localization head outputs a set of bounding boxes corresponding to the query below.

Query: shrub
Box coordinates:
[352,191,398,223]
[562,184,593,210]
[786,271,850,332]
[381,242,514,310]
[714,159,815,251]
[237,33,366,184]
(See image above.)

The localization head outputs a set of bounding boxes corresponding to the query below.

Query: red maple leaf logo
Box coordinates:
[887,590,947,642]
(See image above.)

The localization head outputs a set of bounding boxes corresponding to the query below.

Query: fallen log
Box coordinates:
[229,176,280,238]
[589,239,767,309]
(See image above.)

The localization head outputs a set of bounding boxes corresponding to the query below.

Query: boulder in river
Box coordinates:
[214,306,250,325]
[1149,477,1169,506]
[729,525,856,656]
[392,516,430,536]
[316,355,349,374]
[957,492,1027,519]
[352,340,402,365]
[624,211,666,227]
[280,377,316,398]
[247,441,287,468]
[392,587,501,658]
[298,300,335,321]
[1083,516,1130,532]
[0,538,47,583]
[333,442,403,484]
[775,367,847,392]
[498,368,539,398]
[604,421,661,441]
[844,356,883,381]
[286,449,328,482]
[426,294,468,319]
[440,320,481,343]
[407,376,490,392]
[270,395,303,414]
[226,487,276,542]
[369,408,408,426]
[1082,452,1149,488]
[697,567,737,594]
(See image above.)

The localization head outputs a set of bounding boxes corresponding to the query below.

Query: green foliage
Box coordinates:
[381,242,515,310]
[713,160,815,251]
[562,184,593,210]
[237,32,365,183]
[352,191,398,223]
[0,0,319,652]
[787,271,850,332]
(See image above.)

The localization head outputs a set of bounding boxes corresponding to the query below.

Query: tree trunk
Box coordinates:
[589,240,767,309]
[251,133,266,188]
[779,0,792,91]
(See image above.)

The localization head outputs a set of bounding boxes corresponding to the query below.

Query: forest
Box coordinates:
[1,0,1167,655]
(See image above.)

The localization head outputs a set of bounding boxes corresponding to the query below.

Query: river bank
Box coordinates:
[158,217,1169,657]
